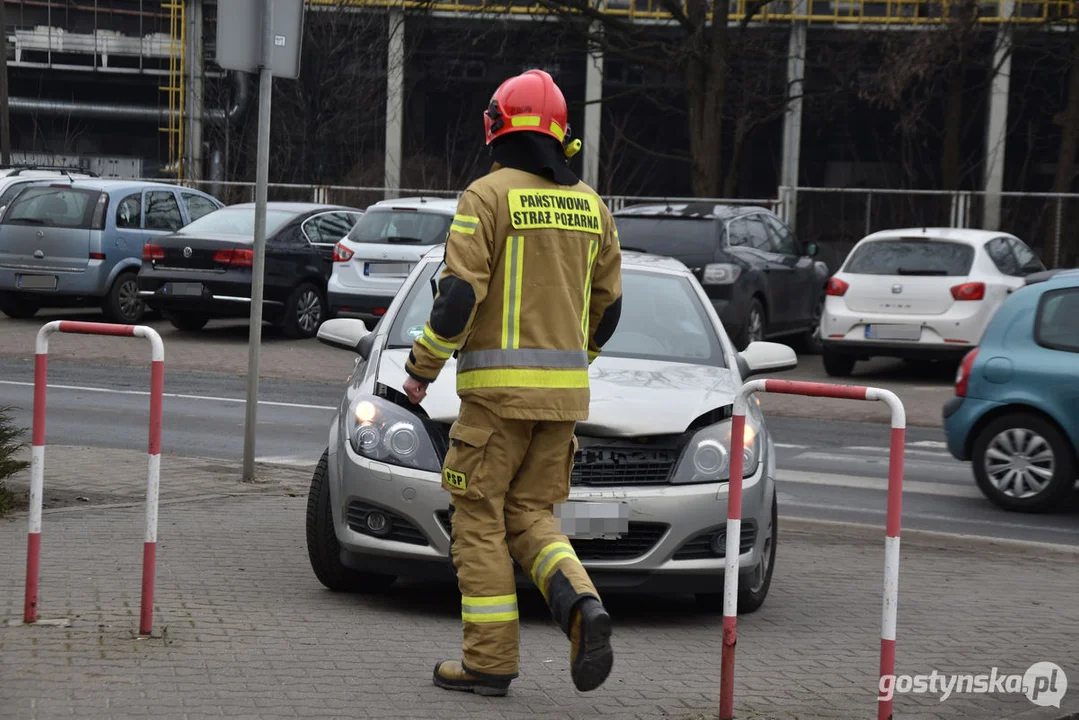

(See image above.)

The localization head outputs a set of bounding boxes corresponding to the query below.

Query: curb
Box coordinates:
[779,515,1079,559]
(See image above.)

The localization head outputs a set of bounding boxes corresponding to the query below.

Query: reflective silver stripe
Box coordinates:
[461,602,518,615]
[422,327,456,355]
[452,215,479,229]
[505,236,522,349]
[457,348,588,372]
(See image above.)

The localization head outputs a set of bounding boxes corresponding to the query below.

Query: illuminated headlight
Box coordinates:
[670,418,762,484]
[346,396,441,472]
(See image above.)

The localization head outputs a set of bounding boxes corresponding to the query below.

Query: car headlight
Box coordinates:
[670,418,762,484]
[346,395,441,473]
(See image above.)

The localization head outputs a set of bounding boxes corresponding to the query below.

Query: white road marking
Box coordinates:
[0,380,336,411]
[774,443,810,450]
[777,469,983,499]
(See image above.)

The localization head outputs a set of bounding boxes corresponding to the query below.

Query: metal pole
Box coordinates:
[0,0,11,165]
[242,0,274,483]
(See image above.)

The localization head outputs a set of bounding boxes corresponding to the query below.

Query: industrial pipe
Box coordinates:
[9,96,226,123]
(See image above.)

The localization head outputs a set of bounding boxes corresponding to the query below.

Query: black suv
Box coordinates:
[612,203,829,350]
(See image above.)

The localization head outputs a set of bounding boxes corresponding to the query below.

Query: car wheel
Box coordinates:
[695,494,777,615]
[166,313,209,332]
[0,293,40,319]
[102,272,146,324]
[282,283,325,339]
[736,298,766,350]
[822,349,856,377]
[306,449,396,593]
[972,413,1075,513]
[795,293,825,355]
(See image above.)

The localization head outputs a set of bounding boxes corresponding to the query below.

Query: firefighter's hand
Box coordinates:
[403,377,429,404]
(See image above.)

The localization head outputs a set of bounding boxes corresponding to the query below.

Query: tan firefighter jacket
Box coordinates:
[405,166,623,421]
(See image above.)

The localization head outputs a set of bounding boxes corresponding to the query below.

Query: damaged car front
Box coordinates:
[305,249,796,613]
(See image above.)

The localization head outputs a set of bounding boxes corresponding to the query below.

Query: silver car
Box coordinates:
[306,247,797,612]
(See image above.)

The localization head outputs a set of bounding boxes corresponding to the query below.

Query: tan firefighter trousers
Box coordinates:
[441,399,601,681]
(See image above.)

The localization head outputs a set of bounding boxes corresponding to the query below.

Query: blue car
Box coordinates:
[944,269,1079,512]
[0,179,223,323]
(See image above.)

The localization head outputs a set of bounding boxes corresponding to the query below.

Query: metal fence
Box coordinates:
[143,178,1077,270]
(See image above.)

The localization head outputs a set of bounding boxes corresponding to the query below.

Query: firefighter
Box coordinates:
[401,68,623,697]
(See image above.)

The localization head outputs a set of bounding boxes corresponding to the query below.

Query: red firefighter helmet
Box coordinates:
[484,69,569,146]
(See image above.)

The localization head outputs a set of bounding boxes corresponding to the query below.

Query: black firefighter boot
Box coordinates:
[548,570,614,692]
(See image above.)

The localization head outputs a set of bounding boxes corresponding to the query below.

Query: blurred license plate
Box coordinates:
[865,324,921,341]
[365,262,413,276]
[555,501,629,540]
[168,282,203,297]
[18,274,57,290]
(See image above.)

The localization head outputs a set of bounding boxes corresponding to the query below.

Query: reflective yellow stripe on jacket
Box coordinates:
[418,326,457,360]
[450,214,479,235]
[461,593,519,624]
[501,235,525,350]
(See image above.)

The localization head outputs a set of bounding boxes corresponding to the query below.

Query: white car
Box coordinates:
[327,196,457,327]
[820,228,1045,376]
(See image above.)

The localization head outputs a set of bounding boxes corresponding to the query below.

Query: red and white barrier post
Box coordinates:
[719,379,905,720]
[23,320,165,636]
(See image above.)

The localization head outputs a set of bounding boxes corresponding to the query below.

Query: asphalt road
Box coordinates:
[1,357,1076,548]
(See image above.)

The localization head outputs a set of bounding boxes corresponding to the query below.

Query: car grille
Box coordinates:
[572,444,680,486]
[346,501,429,546]
[672,522,758,560]
[436,511,666,562]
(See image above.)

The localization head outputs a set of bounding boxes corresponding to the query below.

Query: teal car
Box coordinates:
[944,269,1079,513]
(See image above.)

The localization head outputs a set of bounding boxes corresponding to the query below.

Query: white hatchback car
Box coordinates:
[327,196,457,327]
[820,228,1045,376]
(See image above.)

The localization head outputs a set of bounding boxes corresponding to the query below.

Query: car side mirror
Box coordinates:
[738,341,798,379]
[806,242,819,257]
[317,317,371,356]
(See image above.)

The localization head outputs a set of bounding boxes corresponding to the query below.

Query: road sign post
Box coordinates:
[216,0,304,482]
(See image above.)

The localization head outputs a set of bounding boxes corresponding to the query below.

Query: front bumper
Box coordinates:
[329,431,774,595]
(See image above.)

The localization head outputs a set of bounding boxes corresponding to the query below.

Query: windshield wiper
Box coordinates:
[384,236,424,244]
[896,267,948,276]
[13,217,46,225]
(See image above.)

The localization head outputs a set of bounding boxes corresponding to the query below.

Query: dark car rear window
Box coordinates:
[348,209,452,245]
[844,239,975,276]
[612,216,719,254]
[2,186,100,229]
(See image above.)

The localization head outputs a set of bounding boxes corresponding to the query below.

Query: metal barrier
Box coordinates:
[720,379,905,720]
[23,321,165,637]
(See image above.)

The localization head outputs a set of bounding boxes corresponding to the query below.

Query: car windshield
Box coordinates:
[844,238,975,276]
[347,209,452,245]
[178,207,295,236]
[387,262,725,367]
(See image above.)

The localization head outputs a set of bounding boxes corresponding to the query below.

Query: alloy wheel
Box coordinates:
[747,308,764,344]
[984,428,1056,499]
[119,278,144,320]
[297,290,323,333]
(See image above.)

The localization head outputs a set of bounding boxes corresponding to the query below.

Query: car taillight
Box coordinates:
[333,242,354,263]
[951,282,985,301]
[826,277,849,296]
[955,348,979,397]
[142,243,165,261]
[213,249,254,267]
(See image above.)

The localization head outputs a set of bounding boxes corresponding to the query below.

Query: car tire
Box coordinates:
[0,293,40,319]
[795,292,825,355]
[282,282,325,339]
[695,493,777,615]
[166,313,209,332]
[101,271,146,324]
[971,413,1075,513]
[306,449,396,593]
[735,297,767,350]
[822,350,856,377]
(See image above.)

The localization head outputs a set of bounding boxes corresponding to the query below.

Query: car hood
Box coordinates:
[375,348,737,436]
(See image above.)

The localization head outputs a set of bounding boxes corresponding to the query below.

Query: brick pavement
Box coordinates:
[2,448,1078,719]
